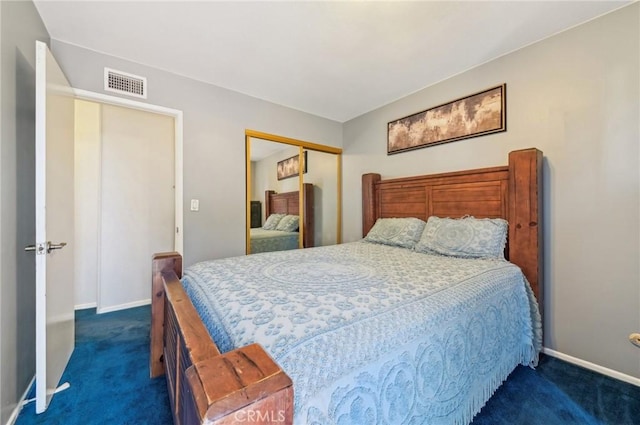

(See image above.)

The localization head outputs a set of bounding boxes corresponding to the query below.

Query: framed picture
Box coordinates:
[277,151,307,180]
[387,84,506,155]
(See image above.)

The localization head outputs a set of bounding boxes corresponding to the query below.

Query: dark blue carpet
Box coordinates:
[16,307,172,425]
[16,306,640,424]
[472,355,639,425]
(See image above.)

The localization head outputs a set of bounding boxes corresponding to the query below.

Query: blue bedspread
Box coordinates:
[182,241,541,425]
[250,227,300,253]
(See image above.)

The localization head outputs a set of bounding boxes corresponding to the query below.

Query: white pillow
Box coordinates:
[275,215,299,232]
[263,213,285,230]
[415,216,508,259]
[364,217,426,249]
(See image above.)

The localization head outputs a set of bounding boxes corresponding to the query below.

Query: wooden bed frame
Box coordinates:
[150,148,542,425]
[263,183,314,248]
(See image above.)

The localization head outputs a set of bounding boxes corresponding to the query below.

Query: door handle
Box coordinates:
[47,242,67,253]
[25,242,66,254]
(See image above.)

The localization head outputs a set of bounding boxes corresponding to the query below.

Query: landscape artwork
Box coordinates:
[277,151,307,180]
[388,84,506,154]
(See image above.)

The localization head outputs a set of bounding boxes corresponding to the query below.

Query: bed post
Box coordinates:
[508,148,543,314]
[265,190,275,221]
[150,252,182,378]
[362,173,381,237]
[186,344,293,424]
[303,183,315,248]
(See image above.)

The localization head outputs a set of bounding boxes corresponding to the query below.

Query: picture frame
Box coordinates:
[277,151,307,180]
[387,84,506,155]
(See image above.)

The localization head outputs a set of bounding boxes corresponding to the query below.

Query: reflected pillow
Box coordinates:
[415,216,508,259]
[263,213,285,230]
[275,215,299,232]
[364,217,426,249]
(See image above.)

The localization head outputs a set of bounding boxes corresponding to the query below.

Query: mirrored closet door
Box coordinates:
[245,130,342,254]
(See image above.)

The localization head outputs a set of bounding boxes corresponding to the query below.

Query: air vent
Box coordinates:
[104,68,147,99]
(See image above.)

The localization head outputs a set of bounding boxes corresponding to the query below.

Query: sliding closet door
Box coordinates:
[98,104,175,312]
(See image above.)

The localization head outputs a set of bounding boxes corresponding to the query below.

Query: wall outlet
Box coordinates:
[630,333,640,348]
[190,199,199,211]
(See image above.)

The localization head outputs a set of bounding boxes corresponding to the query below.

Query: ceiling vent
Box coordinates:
[104,68,147,99]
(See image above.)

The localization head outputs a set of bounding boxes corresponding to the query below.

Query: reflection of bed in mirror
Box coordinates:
[250,183,314,253]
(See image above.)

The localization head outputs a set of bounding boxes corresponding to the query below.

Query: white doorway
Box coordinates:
[73,93,183,313]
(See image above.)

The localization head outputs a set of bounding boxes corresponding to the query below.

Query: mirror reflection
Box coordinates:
[306,149,339,247]
[246,132,342,255]
[249,139,303,253]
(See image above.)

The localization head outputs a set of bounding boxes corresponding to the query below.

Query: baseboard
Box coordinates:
[97,298,151,314]
[542,347,640,387]
[74,302,97,310]
[6,375,34,425]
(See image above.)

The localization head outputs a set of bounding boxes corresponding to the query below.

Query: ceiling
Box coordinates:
[250,138,292,162]
[34,1,630,122]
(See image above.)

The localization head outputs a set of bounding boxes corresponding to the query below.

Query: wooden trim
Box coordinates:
[246,134,252,255]
[337,154,343,244]
[245,129,342,155]
[298,147,304,249]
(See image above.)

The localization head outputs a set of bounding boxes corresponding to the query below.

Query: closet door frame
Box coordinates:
[74,88,183,256]
[74,89,183,315]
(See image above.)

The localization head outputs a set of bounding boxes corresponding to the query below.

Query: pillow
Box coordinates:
[275,214,300,232]
[263,213,285,230]
[364,217,426,249]
[415,216,508,259]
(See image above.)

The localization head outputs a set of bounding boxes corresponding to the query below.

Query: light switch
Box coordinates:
[190,199,199,211]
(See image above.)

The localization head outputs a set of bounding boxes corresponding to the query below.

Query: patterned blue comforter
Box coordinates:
[182,241,542,425]
[250,227,300,253]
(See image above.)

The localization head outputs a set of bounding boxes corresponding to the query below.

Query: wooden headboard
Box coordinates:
[265,183,315,248]
[362,148,542,313]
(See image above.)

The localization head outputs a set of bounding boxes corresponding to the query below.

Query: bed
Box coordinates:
[250,183,314,253]
[150,148,543,425]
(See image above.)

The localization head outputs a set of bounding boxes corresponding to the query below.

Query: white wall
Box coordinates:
[0,1,49,422]
[50,40,343,266]
[253,145,299,200]
[342,4,640,379]
[252,145,298,205]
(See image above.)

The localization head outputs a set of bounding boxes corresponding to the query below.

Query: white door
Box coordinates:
[33,41,75,413]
